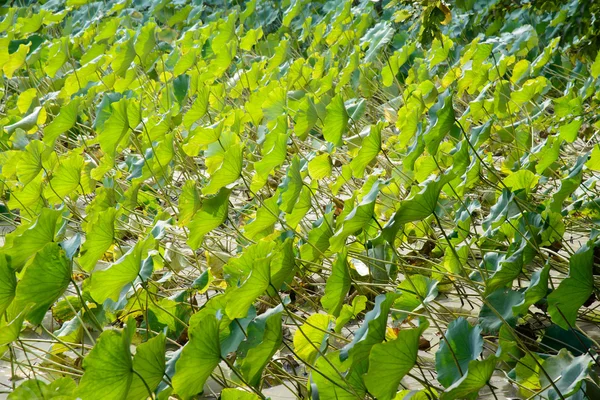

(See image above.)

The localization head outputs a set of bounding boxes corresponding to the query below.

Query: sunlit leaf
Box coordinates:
[323,95,348,147]
[173,314,222,398]
[293,313,332,366]
[0,255,16,316]
[13,243,71,325]
[4,207,62,270]
[187,188,230,249]
[548,241,594,330]
[78,208,116,272]
[364,321,428,400]
[236,305,283,387]
[7,378,75,400]
[350,123,382,177]
[89,237,154,303]
[203,143,243,195]
[225,257,270,319]
[78,323,141,399]
[44,98,81,146]
[321,250,350,317]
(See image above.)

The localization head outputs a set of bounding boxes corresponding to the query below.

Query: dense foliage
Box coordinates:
[1,0,600,398]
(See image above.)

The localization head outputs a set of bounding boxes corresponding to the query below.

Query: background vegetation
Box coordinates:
[1,0,600,398]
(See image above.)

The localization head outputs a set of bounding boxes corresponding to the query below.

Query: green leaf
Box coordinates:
[478,289,523,333]
[252,122,288,192]
[46,152,84,203]
[183,86,209,129]
[534,137,561,174]
[591,50,600,78]
[5,106,42,134]
[78,208,116,272]
[323,95,348,147]
[364,321,428,400]
[428,35,454,68]
[541,324,594,356]
[236,305,283,387]
[44,37,68,78]
[378,174,451,244]
[394,390,431,400]
[173,74,190,105]
[7,377,76,400]
[548,241,594,330]
[240,28,263,51]
[0,255,16,316]
[294,97,318,140]
[281,0,301,26]
[382,42,415,87]
[173,314,221,399]
[90,237,154,303]
[111,37,136,77]
[435,318,483,387]
[178,180,201,226]
[129,333,166,400]
[293,313,332,366]
[300,211,334,262]
[244,194,280,240]
[559,118,582,143]
[321,250,350,317]
[484,245,524,295]
[549,155,585,213]
[361,22,395,63]
[311,350,355,400]
[3,43,29,78]
[531,37,560,75]
[184,121,225,156]
[493,80,511,115]
[95,99,132,176]
[423,91,455,154]
[44,98,81,146]
[341,292,399,395]
[0,308,28,352]
[285,186,312,228]
[512,353,542,397]
[224,241,274,283]
[17,88,38,114]
[4,207,62,270]
[511,59,531,84]
[586,144,600,171]
[278,156,303,214]
[203,143,243,195]
[14,243,71,325]
[502,170,539,194]
[225,257,270,319]
[221,388,261,400]
[308,153,332,180]
[17,140,44,185]
[440,357,497,400]
[77,325,134,400]
[134,22,156,65]
[268,238,295,294]
[350,123,382,177]
[539,349,592,400]
[512,263,549,315]
[187,188,230,249]
[510,77,548,106]
[335,295,367,333]
[330,181,380,251]
[394,275,438,320]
